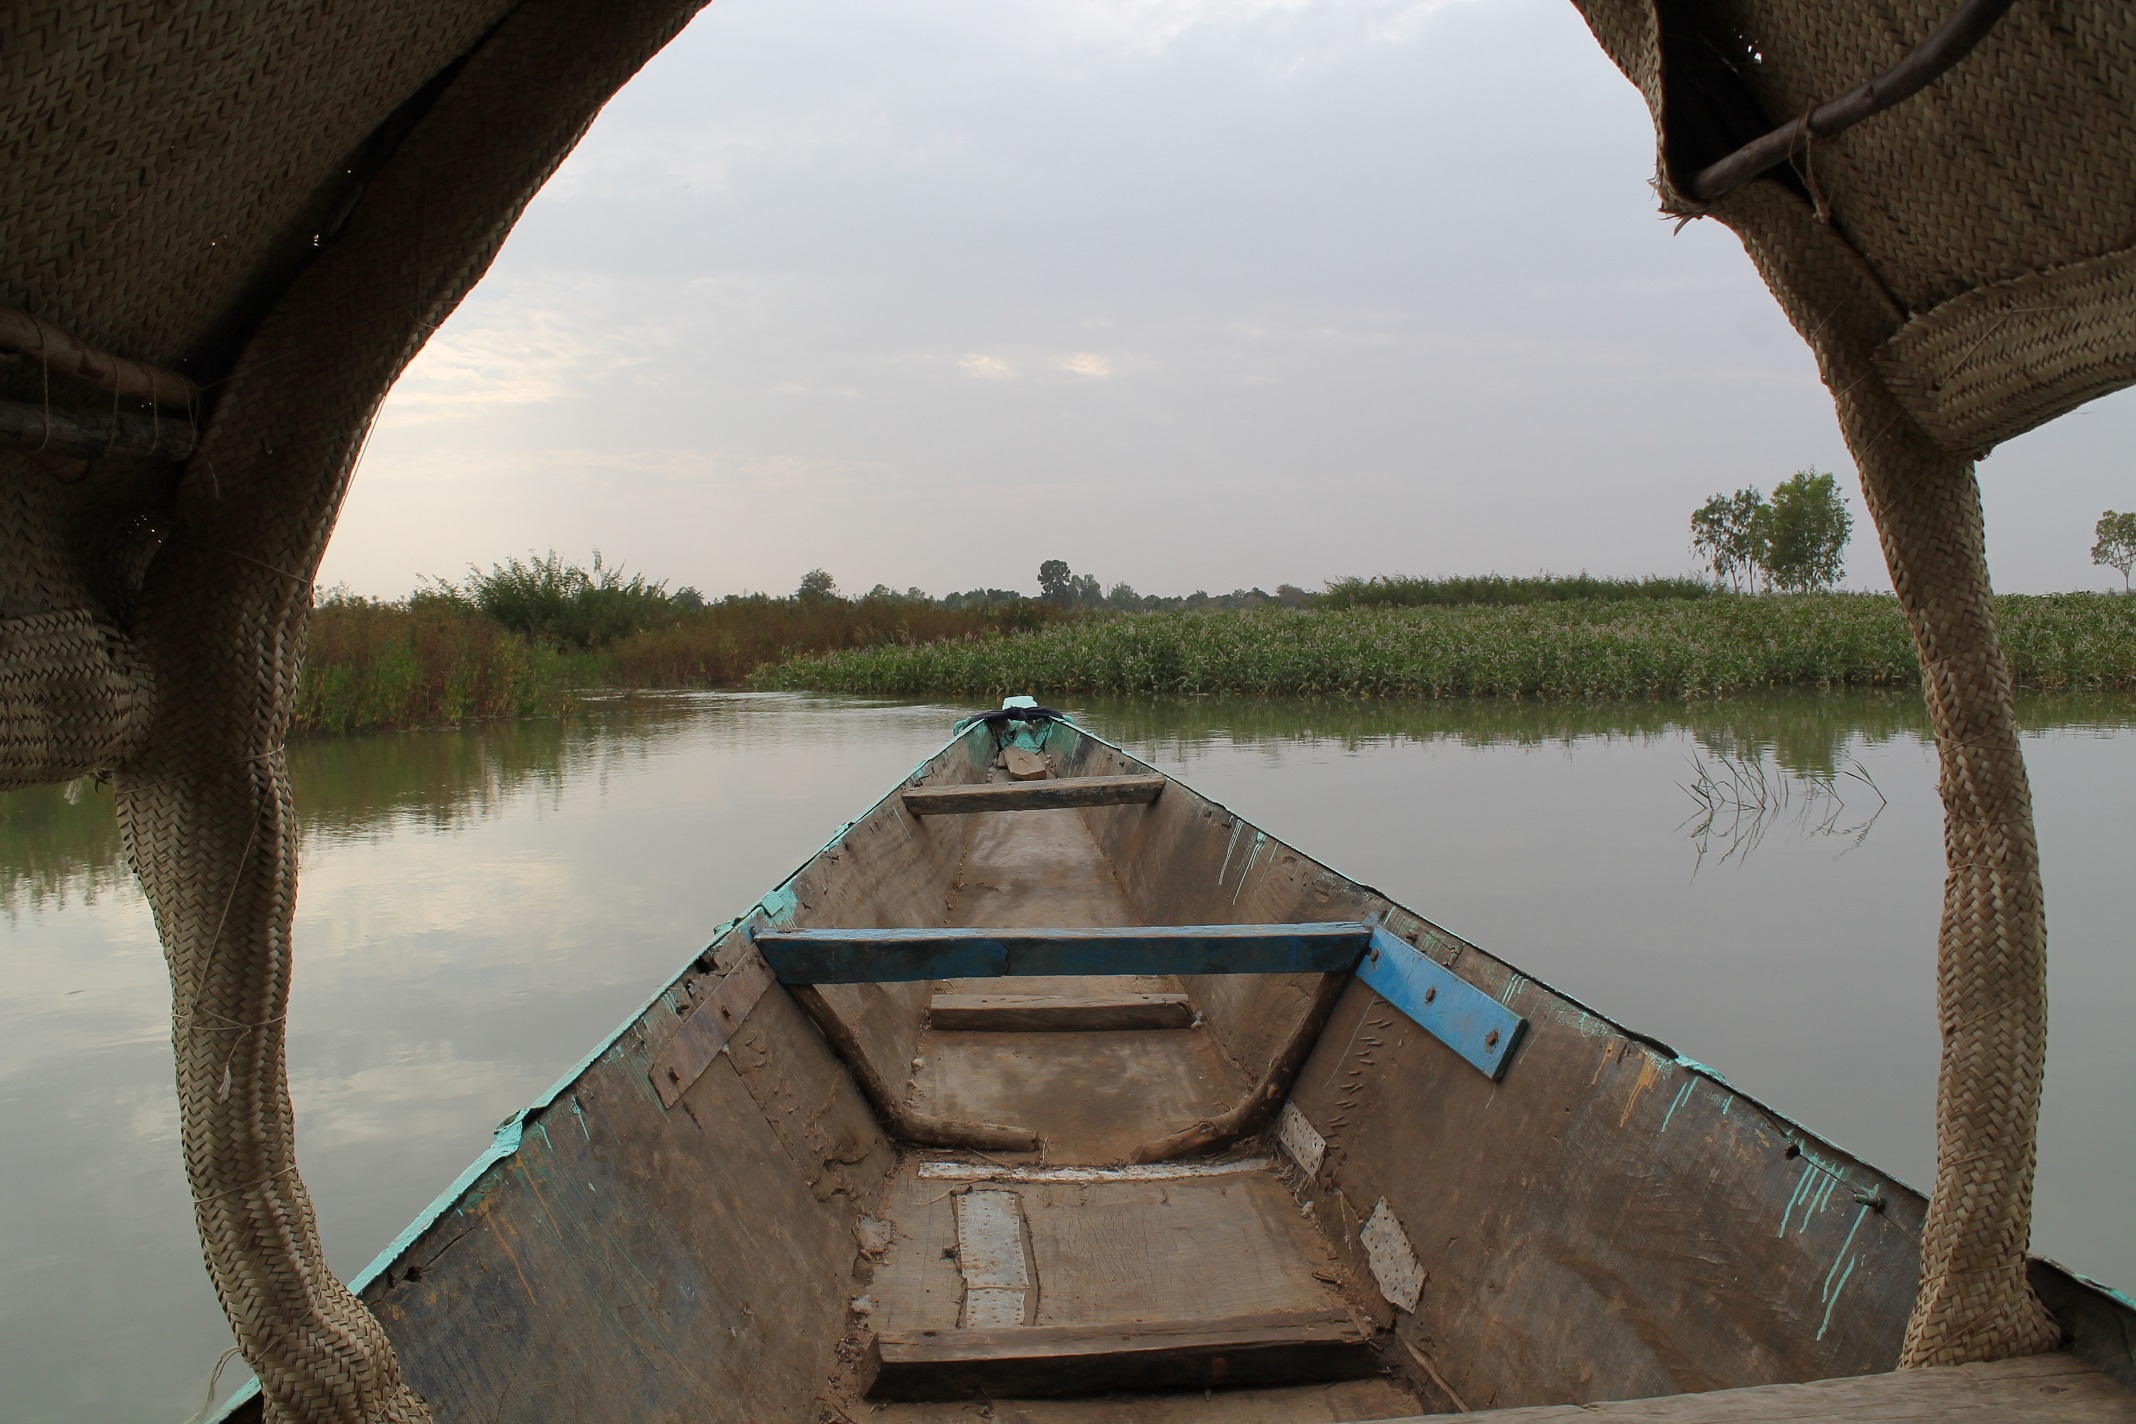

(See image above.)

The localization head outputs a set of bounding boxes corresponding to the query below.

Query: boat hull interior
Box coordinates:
[219,710,2135,1422]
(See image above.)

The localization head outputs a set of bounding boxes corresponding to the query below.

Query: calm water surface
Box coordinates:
[3,690,2131,1420]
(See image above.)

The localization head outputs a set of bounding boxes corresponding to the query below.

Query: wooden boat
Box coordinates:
[218,700,2135,1423]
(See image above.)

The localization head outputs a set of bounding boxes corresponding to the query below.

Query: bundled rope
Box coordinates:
[89,0,713,1417]
[1569,0,2086,1367]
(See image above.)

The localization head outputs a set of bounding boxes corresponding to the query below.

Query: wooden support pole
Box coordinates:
[0,394,198,462]
[0,304,200,408]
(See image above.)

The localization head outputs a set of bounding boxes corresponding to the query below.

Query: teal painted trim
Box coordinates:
[1357,926,1528,1080]
[2040,1256,2136,1313]
[757,922,1372,983]
[1673,1056,1731,1085]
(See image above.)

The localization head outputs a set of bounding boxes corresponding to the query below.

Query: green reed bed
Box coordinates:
[296,596,579,734]
[297,590,1065,733]
[752,593,2136,700]
[1318,572,1715,608]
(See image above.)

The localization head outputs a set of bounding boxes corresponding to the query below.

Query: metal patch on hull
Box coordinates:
[1276,1102,1327,1176]
[955,1189,1034,1327]
[1362,1198,1424,1313]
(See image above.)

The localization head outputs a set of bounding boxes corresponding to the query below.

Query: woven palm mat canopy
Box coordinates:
[1,0,2130,1418]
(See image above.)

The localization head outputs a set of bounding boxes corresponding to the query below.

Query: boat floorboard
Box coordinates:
[869,1158,1361,1334]
[1365,1351,2136,1422]
[909,1028,1245,1162]
[866,1377,1426,1422]
[941,779,1141,929]
[909,781,1248,1160]
[851,769,1426,1419]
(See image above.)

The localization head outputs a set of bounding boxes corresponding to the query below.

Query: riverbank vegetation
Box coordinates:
[751,593,2136,701]
[1318,574,1713,608]
[296,555,1059,734]
[298,554,2135,734]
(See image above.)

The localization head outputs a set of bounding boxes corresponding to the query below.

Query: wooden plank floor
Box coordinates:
[860,776,1429,1421]
[912,786,1250,1161]
[1362,1352,2136,1422]
[869,1160,1361,1334]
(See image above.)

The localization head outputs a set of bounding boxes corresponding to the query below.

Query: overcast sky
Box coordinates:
[321,0,2134,601]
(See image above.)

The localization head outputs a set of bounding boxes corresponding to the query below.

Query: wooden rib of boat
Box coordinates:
[217,700,2136,1423]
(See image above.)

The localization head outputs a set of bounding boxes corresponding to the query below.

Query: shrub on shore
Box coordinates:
[299,584,1061,732]
[598,593,1053,687]
[296,593,578,734]
[751,593,2136,700]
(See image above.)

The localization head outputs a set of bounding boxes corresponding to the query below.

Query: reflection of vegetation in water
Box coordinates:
[0,780,129,918]
[1077,688,2134,869]
[0,695,718,916]
[1075,688,2136,771]
[4,690,2130,915]
[1679,749,1888,870]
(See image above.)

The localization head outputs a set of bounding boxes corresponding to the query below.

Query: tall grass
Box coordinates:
[598,594,1053,686]
[1318,573,1714,608]
[752,593,2136,700]
[299,588,1062,733]
[296,594,579,734]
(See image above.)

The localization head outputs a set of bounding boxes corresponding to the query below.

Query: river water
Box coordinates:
[3,690,2131,1420]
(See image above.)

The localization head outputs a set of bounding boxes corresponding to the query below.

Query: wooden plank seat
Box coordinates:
[902,774,1167,815]
[928,989,1195,1031]
[866,1310,1379,1401]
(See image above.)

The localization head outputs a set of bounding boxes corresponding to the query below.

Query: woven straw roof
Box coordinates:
[1580,0,2136,455]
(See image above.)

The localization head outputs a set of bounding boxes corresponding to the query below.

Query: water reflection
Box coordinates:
[8,691,2132,911]
[1,695,721,919]
[1078,687,2136,772]
[1677,748,1888,869]
[0,689,2130,1422]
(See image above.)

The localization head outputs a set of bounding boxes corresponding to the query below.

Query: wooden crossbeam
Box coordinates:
[928,990,1194,1031]
[867,1310,1377,1400]
[0,395,198,461]
[901,773,1165,815]
[0,303,199,408]
[753,923,1373,984]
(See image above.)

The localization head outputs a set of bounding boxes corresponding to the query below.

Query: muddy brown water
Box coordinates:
[3,689,2131,1421]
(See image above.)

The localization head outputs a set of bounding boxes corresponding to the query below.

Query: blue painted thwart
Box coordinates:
[753,920,1527,1081]
[753,922,1373,982]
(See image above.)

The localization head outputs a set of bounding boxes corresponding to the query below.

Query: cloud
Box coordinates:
[1021,0,1480,64]
[958,353,1017,379]
[377,286,669,426]
[1056,352,1116,377]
